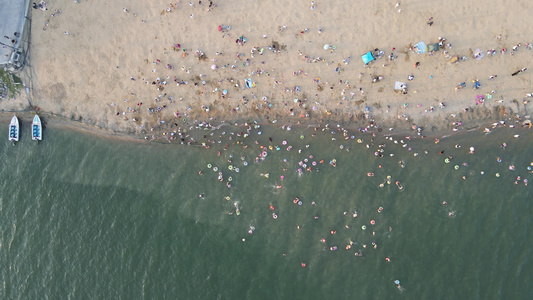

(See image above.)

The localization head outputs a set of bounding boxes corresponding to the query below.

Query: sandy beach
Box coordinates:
[8,0,533,138]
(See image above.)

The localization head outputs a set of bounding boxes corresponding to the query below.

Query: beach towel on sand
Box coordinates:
[361,51,375,64]
[414,41,427,54]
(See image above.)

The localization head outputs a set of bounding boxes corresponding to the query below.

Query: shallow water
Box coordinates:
[0,123,531,299]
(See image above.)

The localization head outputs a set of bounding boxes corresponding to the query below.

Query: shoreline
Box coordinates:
[0,105,528,146]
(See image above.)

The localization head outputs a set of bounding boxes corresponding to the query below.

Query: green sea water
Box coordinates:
[0,122,531,299]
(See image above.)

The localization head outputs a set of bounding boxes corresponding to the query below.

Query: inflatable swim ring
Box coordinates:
[213,167,218,171]
[207,164,212,168]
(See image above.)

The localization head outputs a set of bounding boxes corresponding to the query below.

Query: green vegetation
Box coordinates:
[0,68,22,99]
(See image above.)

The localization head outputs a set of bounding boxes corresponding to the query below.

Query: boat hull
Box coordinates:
[9,115,19,142]
[32,115,42,141]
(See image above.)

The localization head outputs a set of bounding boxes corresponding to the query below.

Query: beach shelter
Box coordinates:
[414,41,427,54]
[361,51,375,65]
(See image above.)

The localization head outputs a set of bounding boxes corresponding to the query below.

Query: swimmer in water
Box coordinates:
[395,181,403,190]
[233,201,240,211]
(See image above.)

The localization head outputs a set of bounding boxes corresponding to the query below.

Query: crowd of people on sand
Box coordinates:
[110,1,532,142]
[137,30,531,142]
[34,1,531,141]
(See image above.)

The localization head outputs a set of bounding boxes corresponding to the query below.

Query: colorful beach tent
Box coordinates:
[361,51,375,64]
[414,41,427,54]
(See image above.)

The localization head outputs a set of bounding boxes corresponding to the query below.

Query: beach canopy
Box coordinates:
[414,41,427,54]
[361,51,375,64]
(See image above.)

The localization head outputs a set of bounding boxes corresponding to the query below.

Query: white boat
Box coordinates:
[32,115,42,141]
[9,115,19,143]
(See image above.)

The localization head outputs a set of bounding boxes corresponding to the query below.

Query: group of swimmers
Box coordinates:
[190,117,531,275]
